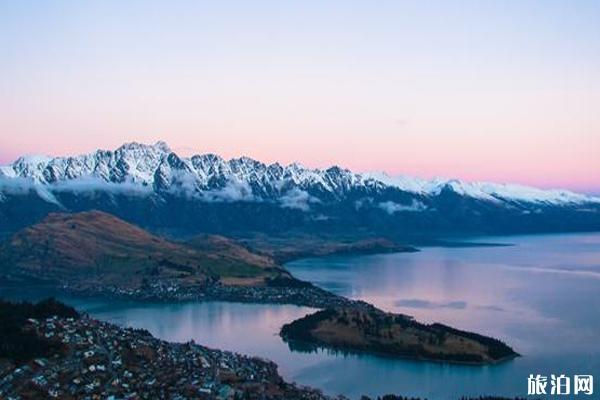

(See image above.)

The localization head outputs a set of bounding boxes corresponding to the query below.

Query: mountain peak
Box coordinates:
[1,141,599,207]
[1,142,599,237]
[116,140,171,154]
[153,140,171,153]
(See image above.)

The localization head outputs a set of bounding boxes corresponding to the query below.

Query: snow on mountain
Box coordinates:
[367,172,599,206]
[1,141,598,207]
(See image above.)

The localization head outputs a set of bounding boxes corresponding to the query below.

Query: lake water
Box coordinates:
[3,233,599,399]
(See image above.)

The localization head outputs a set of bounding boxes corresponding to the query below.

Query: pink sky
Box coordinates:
[1,1,599,193]
[1,129,598,194]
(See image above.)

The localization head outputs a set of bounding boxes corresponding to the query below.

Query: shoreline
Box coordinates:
[1,244,520,375]
[0,300,528,400]
[59,281,356,310]
[0,303,335,400]
[0,278,356,309]
[281,337,520,366]
[1,279,519,366]
[279,308,519,367]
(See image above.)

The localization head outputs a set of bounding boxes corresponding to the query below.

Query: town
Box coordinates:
[61,279,357,310]
[0,311,337,399]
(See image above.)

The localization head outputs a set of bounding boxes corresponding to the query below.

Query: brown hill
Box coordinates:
[0,211,285,289]
[186,234,276,269]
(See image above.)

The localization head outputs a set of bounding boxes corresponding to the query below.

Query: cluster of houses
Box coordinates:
[0,315,334,399]
[61,279,353,309]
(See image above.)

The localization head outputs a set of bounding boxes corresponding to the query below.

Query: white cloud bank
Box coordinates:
[199,180,258,202]
[378,200,428,214]
[279,188,320,211]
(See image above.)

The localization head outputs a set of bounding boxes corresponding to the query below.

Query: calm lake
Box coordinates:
[3,233,600,399]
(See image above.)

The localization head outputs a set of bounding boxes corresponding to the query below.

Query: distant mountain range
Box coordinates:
[1,141,599,238]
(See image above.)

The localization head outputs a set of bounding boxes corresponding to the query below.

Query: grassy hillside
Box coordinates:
[0,211,286,289]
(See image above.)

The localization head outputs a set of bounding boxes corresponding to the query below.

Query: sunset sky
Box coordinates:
[1,1,599,193]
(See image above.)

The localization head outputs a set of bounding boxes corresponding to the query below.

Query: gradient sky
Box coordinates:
[1,1,599,193]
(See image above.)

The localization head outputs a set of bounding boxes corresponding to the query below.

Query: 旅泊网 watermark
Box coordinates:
[528,374,593,396]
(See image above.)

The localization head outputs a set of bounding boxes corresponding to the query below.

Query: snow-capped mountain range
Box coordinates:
[1,141,597,207]
[1,141,598,237]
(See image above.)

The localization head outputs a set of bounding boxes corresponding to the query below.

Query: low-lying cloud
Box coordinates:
[279,188,319,211]
[199,179,258,203]
[379,200,427,214]
[0,177,152,207]
[354,197,373,210]
[52,178,153,196]
[0,173,268,204]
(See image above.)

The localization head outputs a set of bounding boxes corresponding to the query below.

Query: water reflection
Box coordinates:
[285,233,600,397]
[2,233,599,399]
